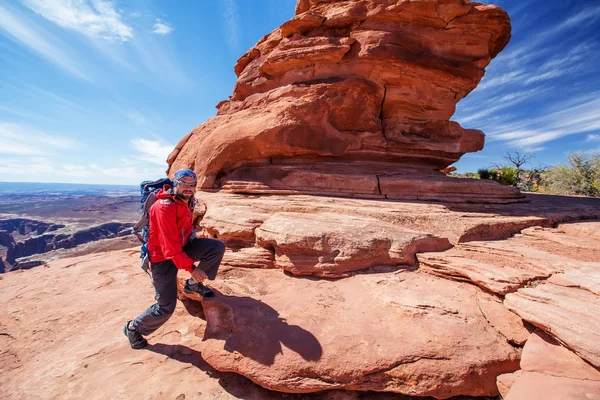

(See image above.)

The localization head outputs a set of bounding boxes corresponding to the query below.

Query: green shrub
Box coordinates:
[478,168,491,179]
[489,169,499,181]
[497,166,518,186]
[539,152,600,197]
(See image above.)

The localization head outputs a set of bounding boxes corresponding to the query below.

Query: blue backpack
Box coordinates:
[133,177,173,274]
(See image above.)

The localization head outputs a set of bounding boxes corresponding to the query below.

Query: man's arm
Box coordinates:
[153,203,195,272]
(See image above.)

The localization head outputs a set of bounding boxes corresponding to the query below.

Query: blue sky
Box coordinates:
[0,0,598,184]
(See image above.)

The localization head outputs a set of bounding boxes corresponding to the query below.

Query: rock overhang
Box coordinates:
[167,0,520,203]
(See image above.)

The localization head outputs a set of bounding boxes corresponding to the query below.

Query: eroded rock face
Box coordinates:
[167,0,520,203]
[184,193,600,397]
[2,198,600,399]
[179,268,520,397]
[504,281,600,369]
[498,330,600,400]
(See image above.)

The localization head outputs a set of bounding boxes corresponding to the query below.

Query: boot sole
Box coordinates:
[123,323,148,349]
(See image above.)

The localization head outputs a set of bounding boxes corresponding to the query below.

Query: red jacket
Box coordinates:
[147,186,195,272]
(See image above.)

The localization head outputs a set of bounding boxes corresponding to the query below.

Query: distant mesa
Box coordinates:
[0,218,134,273]
[167,0,521,203]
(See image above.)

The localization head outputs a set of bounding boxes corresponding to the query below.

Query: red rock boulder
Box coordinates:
[167,0,521,203]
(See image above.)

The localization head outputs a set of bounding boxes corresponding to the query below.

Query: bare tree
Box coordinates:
[504,151,534,187]
[523,164,549,192]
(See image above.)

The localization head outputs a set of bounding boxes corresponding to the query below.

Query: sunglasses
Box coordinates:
[176,180,197,188]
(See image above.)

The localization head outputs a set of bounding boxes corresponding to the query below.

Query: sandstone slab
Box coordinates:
[418,254,546,295]
[496,371,522,399]
[505,282,600,368]
[2,249,419,400]
[548,265,600,296]
[418,220,600,295]
[181,268,520,398]
[520,330,600,381]
[558,220,600,240]
[504,372,600,400]
[255,211,451,276]
[476,291,530,345]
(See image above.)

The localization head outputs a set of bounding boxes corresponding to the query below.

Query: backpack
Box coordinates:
[132,177,173,274]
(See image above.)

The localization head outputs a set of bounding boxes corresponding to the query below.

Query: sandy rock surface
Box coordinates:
[1,193,600,399]
[496,330,600,400]
[196,192,600,277]
[0,249,417,400]
[504,281,600,368]
[180,268,519,398]
[503,372,600,400]
[520,330,600,381]
[184,192,600,398]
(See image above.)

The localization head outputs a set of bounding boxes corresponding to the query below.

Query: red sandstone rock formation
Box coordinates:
[2,198,600,399]
[167,0,521,203]
[183,192,600,398]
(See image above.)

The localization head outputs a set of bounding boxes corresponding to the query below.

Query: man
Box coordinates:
[124,168,225,349]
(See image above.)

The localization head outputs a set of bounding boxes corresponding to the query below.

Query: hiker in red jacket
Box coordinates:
[124,168,225,349]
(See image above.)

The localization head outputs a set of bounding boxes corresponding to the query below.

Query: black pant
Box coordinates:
[131,238,225,335]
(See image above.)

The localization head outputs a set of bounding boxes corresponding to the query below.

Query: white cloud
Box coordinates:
[12,1,188,88]
[62,163,92,177]
[0,122,81,156]
[0,156,166,184]
[457,88,544,125]
[550,5,600,35]
[222,0,239,50]
[488,96,600,149]
[152,19,173,35]
[22,0,134,42]
[496,5,600,64]
[89,163,167,183]
[0,104,57,122]
[123,110,147,126]
[524,70,564,84]
[131,138,173,166]
[477,70,526,90]
[586,134,600,142]
[0,156,57,175]
[0,4,91,81]
[0,80,84,111]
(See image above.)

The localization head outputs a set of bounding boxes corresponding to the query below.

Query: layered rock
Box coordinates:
[504,281,600,368]
[194,192,600,278]
[179,268,520,398]
[2,198,600,399]
[182,191,600,397]
[167,0,521,203]
[0,219,134,272]
[497,330,600,400]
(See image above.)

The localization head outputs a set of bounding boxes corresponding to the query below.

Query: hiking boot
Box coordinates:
[184,279,215,298]
[124,321,148,349]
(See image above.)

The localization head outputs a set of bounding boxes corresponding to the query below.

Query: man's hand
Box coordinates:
[191,267,208,282]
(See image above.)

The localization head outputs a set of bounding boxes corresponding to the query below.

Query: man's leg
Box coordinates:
[129,260,178,336]
[184,238,225,280]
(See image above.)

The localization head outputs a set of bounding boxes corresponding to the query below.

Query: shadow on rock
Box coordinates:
[145,343,285,399]
[145,344,425,400]
[201,293,323,365]
[146,343,213,372]
[181,298,206,319]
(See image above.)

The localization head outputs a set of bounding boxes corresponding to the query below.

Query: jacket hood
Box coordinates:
[156,185,176,200]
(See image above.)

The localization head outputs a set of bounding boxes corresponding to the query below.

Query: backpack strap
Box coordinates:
[132,191,160,242]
